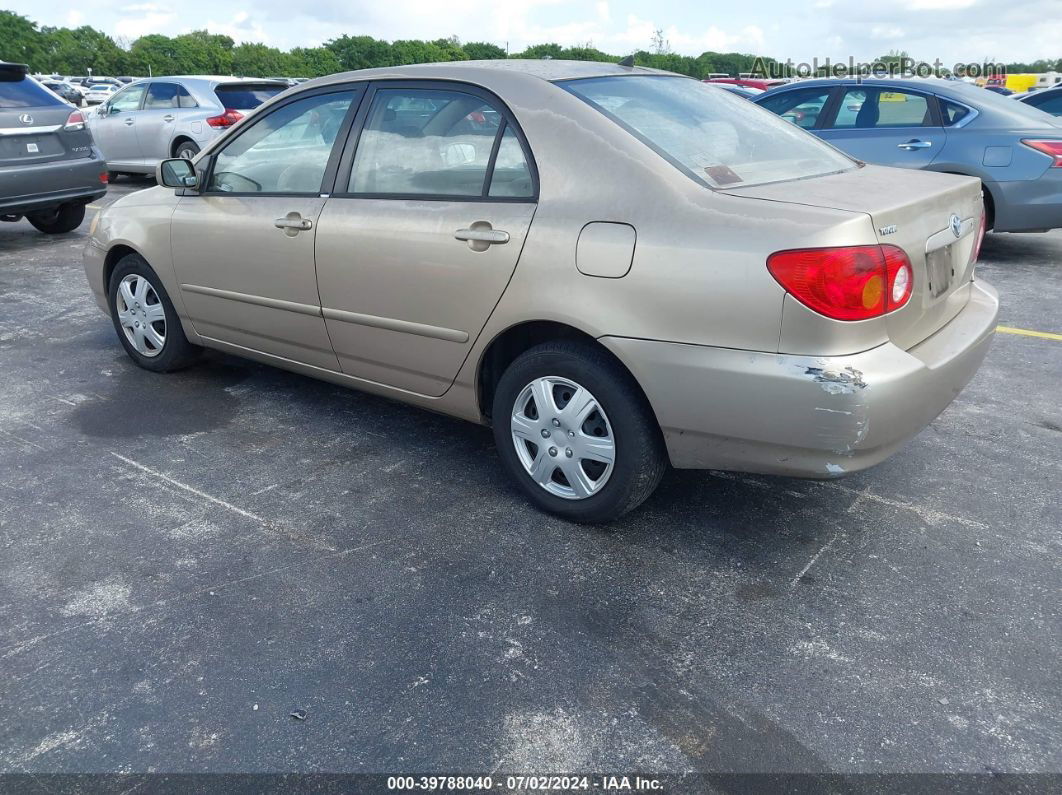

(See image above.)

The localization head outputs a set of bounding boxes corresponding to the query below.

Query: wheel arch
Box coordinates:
[170,136,198,158]
[102,244,144,304]
[475,320,661,431]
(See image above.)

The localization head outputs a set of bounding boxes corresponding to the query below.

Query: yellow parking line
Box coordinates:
[997,325,1062,341]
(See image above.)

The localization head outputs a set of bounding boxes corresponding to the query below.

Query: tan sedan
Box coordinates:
[83,61,999,522]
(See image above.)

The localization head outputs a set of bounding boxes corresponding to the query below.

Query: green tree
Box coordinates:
[127,34,185,76]
[288,46,342,77]
[231,42,288,76]
[463,41,506,60]
[173,30,234,74]
[514,43,565,59]
[326,35,393,70]
[39,25,126,75]
[0,11,45,68]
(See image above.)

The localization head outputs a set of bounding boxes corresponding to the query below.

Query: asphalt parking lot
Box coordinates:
[0,179,1059,777]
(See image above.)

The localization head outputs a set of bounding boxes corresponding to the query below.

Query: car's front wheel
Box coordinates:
[492,341,667,523]
[108,254,200,372]
[27,202,85,234]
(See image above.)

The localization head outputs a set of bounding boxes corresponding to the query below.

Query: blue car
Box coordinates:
[1018,86,1062,117]
[755,78,1062,232]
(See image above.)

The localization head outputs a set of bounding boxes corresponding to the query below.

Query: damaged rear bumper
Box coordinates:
[601,280,999,477]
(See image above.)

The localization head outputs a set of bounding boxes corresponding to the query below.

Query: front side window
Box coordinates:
[208,91,355,194]
[833,89,932,129]
[756,87,832,129]
[347,88,532,198]
[566,76,854,189]
[109,85,145,113]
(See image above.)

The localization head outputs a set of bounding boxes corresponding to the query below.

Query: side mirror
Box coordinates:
[157,158,199,190]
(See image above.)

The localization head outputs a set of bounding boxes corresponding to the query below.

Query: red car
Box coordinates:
[704,77,788,91]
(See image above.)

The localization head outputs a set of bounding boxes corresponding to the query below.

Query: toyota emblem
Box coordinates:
[950,214,962,239]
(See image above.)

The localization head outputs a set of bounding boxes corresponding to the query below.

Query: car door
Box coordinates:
[314,83,538,397]
[169,87,362,370]
[817,86,945,168]
[90,83,146,166]
[135,81,189,164]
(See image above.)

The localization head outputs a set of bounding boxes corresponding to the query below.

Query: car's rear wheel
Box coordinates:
[27,202,85,234]
[175,141,200,160]
[108,254,200,372]
[492,341,667,523]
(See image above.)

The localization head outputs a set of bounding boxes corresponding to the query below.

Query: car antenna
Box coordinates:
[618,54,635,68]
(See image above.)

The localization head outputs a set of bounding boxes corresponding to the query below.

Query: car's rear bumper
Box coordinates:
[0,150,107,216]
[601,280,999,477]
[989,169,1062,232]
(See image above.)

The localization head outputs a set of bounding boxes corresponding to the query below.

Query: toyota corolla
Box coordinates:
[83,60,999,522]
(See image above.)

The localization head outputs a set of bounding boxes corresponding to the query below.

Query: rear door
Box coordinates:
[817,86,945,168]
[0,65,88,170]
[89,83,146,166]
[135,81,189,163]
[169,87,362,370]
[314,82,538,397]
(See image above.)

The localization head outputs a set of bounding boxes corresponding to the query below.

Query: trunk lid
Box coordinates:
[1,63,91,168]
[722,164,983,350]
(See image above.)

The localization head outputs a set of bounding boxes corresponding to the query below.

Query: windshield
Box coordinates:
[563,75,855,189]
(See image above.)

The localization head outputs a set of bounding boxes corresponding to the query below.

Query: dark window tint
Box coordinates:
[757,87,831,129]
[941,100,972,125]
[0,73,65,108]
[1028,93,1062,116]
[833,89,932,129]
[348,88,530,198]
[214,84,286,110]
[145,82,195,109]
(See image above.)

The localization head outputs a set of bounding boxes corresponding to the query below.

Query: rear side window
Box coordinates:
[214,84,286,110]
[757,87,832,129]
[941,100,972,126]
[146,82,197,109]
[567,76,854,189]
[832,89,932,129]
[0,73,65,108]
[346,88,533,198]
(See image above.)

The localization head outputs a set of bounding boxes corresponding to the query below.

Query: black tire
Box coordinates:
[107,253,201,372]
[175,140,200,160]
[107,171,122,182]
[27,202,85,234]
[492,340,667,523]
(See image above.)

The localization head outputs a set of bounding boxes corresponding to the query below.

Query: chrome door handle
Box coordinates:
[274,214,313,236]
[123,118,134,126]
[898,139,932,150]
[162,114,175,122]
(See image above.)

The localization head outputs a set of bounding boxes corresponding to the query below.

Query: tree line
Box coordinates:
[1,10,1058,81]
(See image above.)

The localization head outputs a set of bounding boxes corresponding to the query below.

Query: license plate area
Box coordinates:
[926,244,953,299]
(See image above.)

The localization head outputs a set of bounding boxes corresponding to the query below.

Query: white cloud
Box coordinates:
[115,11,178,40]
[869,24,906,40]
[66,10,85,26]
[906,0,976,8]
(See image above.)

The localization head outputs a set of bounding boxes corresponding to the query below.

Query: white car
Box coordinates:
[84,84,119,104]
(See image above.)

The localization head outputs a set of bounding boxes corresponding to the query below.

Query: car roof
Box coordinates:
[309,58,673,87]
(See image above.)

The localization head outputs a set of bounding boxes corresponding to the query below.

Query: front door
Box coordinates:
[314,84,538,397]
[170,88,361,370]
[91,83,146,167]
[818,87,945,169]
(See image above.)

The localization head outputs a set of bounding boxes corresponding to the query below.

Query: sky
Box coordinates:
[7,0,1062,67]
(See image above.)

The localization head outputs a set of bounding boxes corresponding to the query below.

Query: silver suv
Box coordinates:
[86,76,287,177]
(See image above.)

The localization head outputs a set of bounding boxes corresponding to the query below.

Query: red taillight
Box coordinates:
[767,244,913,321]
[64,110,86,131]
[206,108,244,128]
[99,172,109,184]
[1021,139,1062,166]
[971,204,987,265]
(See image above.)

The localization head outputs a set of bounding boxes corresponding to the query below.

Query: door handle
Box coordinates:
[897,139,932,150]
[274,214,313,236]
[163,114,175,122]
[455,224,509,251]
[123,118,134,126]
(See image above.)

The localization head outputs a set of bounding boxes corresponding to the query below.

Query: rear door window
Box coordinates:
[0,74,65,108]
[346,87,533,198]
[214,84,287,110]
[832,89,934,129]
[145,82,194,109]
[941,100,972,125]
[757,87,832,129]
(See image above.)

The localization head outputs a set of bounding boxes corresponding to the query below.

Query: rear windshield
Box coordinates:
[0,72,65,108]
[563,75,855,189]
[214,84,286,110]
